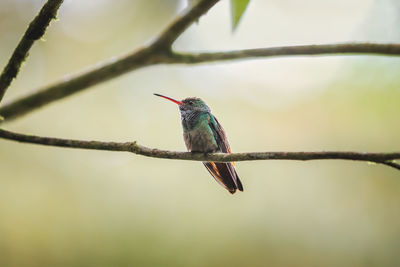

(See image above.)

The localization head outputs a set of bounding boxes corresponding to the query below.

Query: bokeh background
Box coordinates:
[1,0,400,266]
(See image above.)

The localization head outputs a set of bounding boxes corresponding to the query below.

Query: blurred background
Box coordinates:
[0,0,400,266]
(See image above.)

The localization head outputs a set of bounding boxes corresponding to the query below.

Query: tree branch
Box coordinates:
[0,0,220,122]
[1,128,399,171]
[169,43,400,63]
[2,42,400,123]
[0,0,64,103]
[0,47,162,121]
[153,0,220,48]
[382,161,400,171]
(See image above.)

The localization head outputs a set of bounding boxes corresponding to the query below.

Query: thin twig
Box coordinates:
[382,161,400,171]
[1,128,399,171]
[0,0,64,103]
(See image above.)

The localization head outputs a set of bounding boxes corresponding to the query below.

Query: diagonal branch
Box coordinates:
[1,128,399,171]
[0,47,161,121]
[382,161,400,171]
[0,0,64,103]
[0,0,220,122]
[153,0,220,48]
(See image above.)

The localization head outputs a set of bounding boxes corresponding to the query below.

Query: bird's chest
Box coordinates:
[182,118,218,153]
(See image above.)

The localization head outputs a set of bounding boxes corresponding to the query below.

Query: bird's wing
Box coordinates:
[208,114,230,153]
[205,114,243,193]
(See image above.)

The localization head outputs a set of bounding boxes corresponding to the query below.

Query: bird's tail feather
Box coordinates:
[203,162,243,194]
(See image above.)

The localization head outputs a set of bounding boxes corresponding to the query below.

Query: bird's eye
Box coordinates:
[188,101,194,105]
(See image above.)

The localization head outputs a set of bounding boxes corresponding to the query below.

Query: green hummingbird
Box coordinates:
[154,93,243,194]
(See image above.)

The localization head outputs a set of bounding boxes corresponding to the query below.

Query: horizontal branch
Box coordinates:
[170,43,400,63]
[0,0,64,103]
[1,128,399,171]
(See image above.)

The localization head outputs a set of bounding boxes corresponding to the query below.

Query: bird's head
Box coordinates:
[154,94,210,114]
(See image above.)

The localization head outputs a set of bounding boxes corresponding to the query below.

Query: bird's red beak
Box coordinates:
[154,93,182,105]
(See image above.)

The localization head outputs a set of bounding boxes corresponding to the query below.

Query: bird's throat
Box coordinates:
[180,110,203,131]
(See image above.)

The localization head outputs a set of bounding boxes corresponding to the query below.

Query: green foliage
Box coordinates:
[230,0,251,31]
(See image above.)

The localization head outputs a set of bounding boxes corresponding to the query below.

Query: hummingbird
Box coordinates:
[154,93,243,194]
